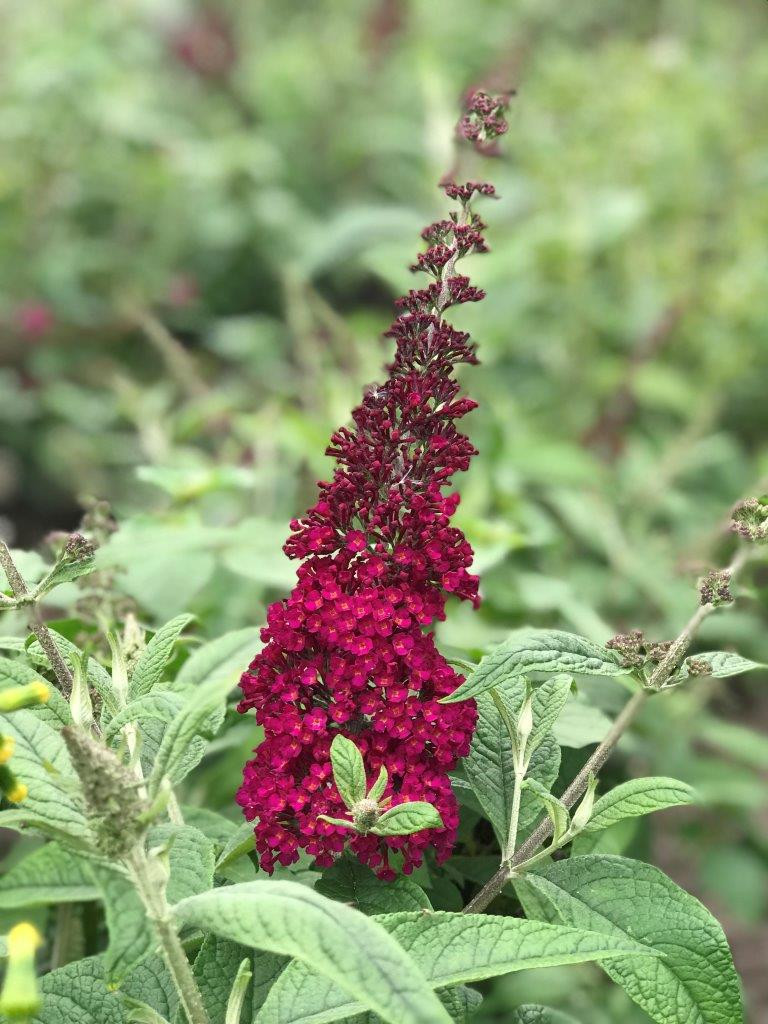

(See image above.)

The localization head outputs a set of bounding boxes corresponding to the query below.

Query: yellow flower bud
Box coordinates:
[0,682,50,713]
[0,735,15,764]
[0,922,42,1019]
[0,765,27,804]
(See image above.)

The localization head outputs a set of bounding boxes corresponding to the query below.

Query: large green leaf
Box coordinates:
[0,841,97,908]
[0,709,90,843]
[19,956,123,1024]
[518,855,743,1024]
[315,853,431,914]
[443,631,627,703]
[129,615,194,698]
[582,777,698,834]
[105,692,184,743]
[256,910,657,1024]
[172,881,453,1024]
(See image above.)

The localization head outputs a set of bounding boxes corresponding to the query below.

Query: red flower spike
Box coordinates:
[237,98,510,878]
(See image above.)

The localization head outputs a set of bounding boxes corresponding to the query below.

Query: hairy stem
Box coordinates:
[126,847,209,1024]
[0,541,74,697]
[501,770,524,863]
[463,544,753,914]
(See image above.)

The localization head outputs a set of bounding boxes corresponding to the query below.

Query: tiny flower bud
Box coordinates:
[729,497,768,543]
[0,922,42,1020]
[687,657,713,677]
[698,569,733,607]
[0,765,28,804]
[62,533,96,563]
[351,798,381,833]
[0,735,15,764]
[606,630,646,668]
[646,640,673,665]
[570,775,598,833]
[0,682,50,713]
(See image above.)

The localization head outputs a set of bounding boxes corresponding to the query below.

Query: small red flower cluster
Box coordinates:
[237,107,507,877]
[458,90,510,144]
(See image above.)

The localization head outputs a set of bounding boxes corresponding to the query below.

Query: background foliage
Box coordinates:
[1,0,767,1019]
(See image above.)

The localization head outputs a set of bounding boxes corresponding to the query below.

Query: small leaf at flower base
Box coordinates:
[441,630,628,703]
[367,764,388,802]
[517,855,744,1024]
[172,881,453,1024]
[582,777,698,834]
[329,734,367,809]
[371,801,443,836]
[510,1006,581,1024]
[317,815,357,831]
[523,778,570,845]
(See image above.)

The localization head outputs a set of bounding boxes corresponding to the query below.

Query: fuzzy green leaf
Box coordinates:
[523,778,570,844]
[17,956,123,1023]
[465,683,560,850]
[173,628,261,691]
[172,881,452,1024]
[510,1007,581,1024]
[130,615,194,698]
[256,910,657,1024]
[329,734,367,809]
[315,853,431,914]
[0,709,91,844]
[371,801,443,836]
[0,842,98,908]
[442,630,628,703]
[583,777,698,833]
[518,855,743,1024]
[148,676,232,794]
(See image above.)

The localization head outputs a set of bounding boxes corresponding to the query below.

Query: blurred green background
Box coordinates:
[1,0,768,1018]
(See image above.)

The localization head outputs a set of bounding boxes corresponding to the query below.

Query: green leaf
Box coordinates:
[465,686,560,849]
[315,853,431,914]
[152,824,216,904]
[35,550,96,594]
[527,675,573,755]
[442,631,628,703]
[256,910,657,1024]
[0,842,98,908]
[224,958,251,1024]
[510,1007,580,1024]
[122,956,178,1021]
[172,881,452,1024]
[0,657,41,687]
[518,855,743,1024]
[329,734,367,809]
[372,802,443,836]
[0,709,90,844]
[22,956,124,1023]
[125,1001,170,1024]
[552,699,611,749]
[174,628,261,691]
[583,777,698,833]
[175,935,282,1024]
[367,765,388,802]
[90,865,154,985]
[680,651,765,679]
[215,821,256,874]
[104,692,184,743]
[148,676,232,795]
[130,615,194,698]
[26,632,118,716]
[523,779,570,844]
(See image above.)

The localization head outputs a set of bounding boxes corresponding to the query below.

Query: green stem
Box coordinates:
[0,541,74,697]
[126,847,209,1024]
[501,770,524,863]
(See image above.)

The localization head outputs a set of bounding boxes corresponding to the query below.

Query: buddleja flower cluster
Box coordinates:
[237,93,508,878]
